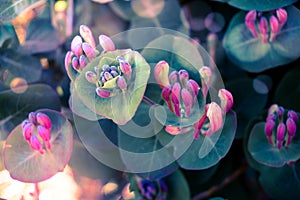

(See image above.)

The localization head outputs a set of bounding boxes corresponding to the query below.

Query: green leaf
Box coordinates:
[3,109,73,183]
[223,6,300,72]
[0,0,45,22]
[0,84,61,140]
[74,50,150,125]
[248,120,300,167]
[0,48,42,85]
[212,0,297,11]
[158,110,236,170]
[0,24,19,48]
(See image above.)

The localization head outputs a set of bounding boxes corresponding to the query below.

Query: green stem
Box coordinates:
[192,163,249,200]
[142,96,157,106]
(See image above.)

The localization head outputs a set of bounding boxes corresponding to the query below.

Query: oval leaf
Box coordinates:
[3,109,73,183]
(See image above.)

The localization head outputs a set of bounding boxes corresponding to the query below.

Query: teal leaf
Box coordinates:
[223,6,300,72]
[0,84,61,140]
[158,110,236,170]
[212,0,297,11]
[3,109,73,183]
[248,120,300,167]
[0,24,19,48]
[74,50,150,125]
[0,0,45,22]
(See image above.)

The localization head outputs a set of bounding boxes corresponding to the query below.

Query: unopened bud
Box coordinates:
[288,110,298,123]
[117,76,127,90]
[276,8,287,28]
[269,15,279,42]
[178,69,189,84]
[119,60,132,80]
[73,43,83,58]
[277,123,286,149]
[181,88,193,117]
[168,71,178,84]
[71,35,82,53]
[200,66,212,98]
[277,106,285,121]
[28,112,37,124]
[99,34,115,51]
[110,70,119,77]
[266,113,276,121]
[36,112,52,129]
[245,10,259,38]
[162,85,173,112]
[218,89,233,112]
[171,82,181,117]
[79,25,96,48]
[85,71,97,84]
[64,51,74,72]
[187,79,199,96]
[265,119,275,137]
[22,122,34,141]
[154,60,170,88]
[268,104,279,115]
[96,87,111,98]
[258,17,269,43]
[79,55,87,68]
[286,118,296,137]
[21,120,30,129]
[37,125,51,142]
[72,57,80,71]
[204,102,223,136]
[30,135,44,154]
[104,71,113,81]
[82,42,96,59]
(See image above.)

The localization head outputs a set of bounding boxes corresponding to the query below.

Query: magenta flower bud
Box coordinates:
[181,88,193,117]
[96,87,111,98]
[119,60,132,81]
[277,106,285,121]
[64,51,74,72]
[104,71,113,81]
[161,85,173,112]
[28,112,37,124]
[37,125,51,142]
[99,34,115,52]
[245,10,259,38]
[266,113,276,121]
[286,117,296,137]
[22,122,34,141]
[178,70,189,84]
[79,55,87,68]
[258,17,269,43]
[277,123,286,149]
[72,57,80,71]
[82,42,96,59]
[22,119,30,129]
[288,110,298,123]
[117,76,127,90]
[171,82,181,117]
[268,104,279,115]
[204,102,223,136]
[85,71,97,84]
[36,112,52,129]
[276,8,287,28]
[218,89,233,112]
[187,79,199,96]
[168,71,178,85]
[30,135,44,154]
[73,43,83,57]
[71,35,82,53]
[265,119,275,137]
[269,15,279,42]
[154,60,170,88]
[79,25,96,49]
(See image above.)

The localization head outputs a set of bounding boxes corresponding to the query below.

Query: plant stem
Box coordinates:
[192,163,249,200]
[34,182,40,200]
[142,96,157,106]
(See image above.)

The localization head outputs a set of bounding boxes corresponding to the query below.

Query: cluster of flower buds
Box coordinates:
[85,56,132,98]
[137,179,167,200]
[245,8,287,43]
[21,112,52,154]
[154,61,200,118]
[193,89,233,139]
[65,25,116,73]
[264,104,298,149]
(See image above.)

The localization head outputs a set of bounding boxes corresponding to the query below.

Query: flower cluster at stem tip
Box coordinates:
[137,178,167,200]
[245,8,287,43]
[154,61,233,139]
[264,104,298,149]
[21,112,52,154]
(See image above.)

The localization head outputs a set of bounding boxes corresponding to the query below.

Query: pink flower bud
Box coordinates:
[277,106,285,121]
[171,82,181,117]
[36,112,52,129]
[268,104,279,115]
[269,15,279,42]
[288,110,298,123]
[218,89,233,112]
[187,79,199,96]
[28,112,37,124]
[265,119,275,137]
[72,57,80,71]
[64,51,74,72]
[258,17,269,43]
[99,34,115,52]
[96,87,111,98]
[37,125,51,142]
[73,43,83,57]
[286,117,296,137]
[203,102,223,136]
[245,10,259,38]
[104,71,113,81]
[162,85,173,112]
[168,71,178,84]
[277,122,286,149]
[276,8,287,28]
[154,61,170,88]
[79,25,96,49]
[82,42,96,59]
[71,35,82,53]
[79,55,87,68]
[200,66,212,98]
[119,60,132,81]
[181,88,193,117]
[178,70,189,84]
[266,113,276,121]
[21,119,30,129]
[22,122,34,141]
[85,71,97,84]
[117,76,127,90]
[30,135,44,154]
